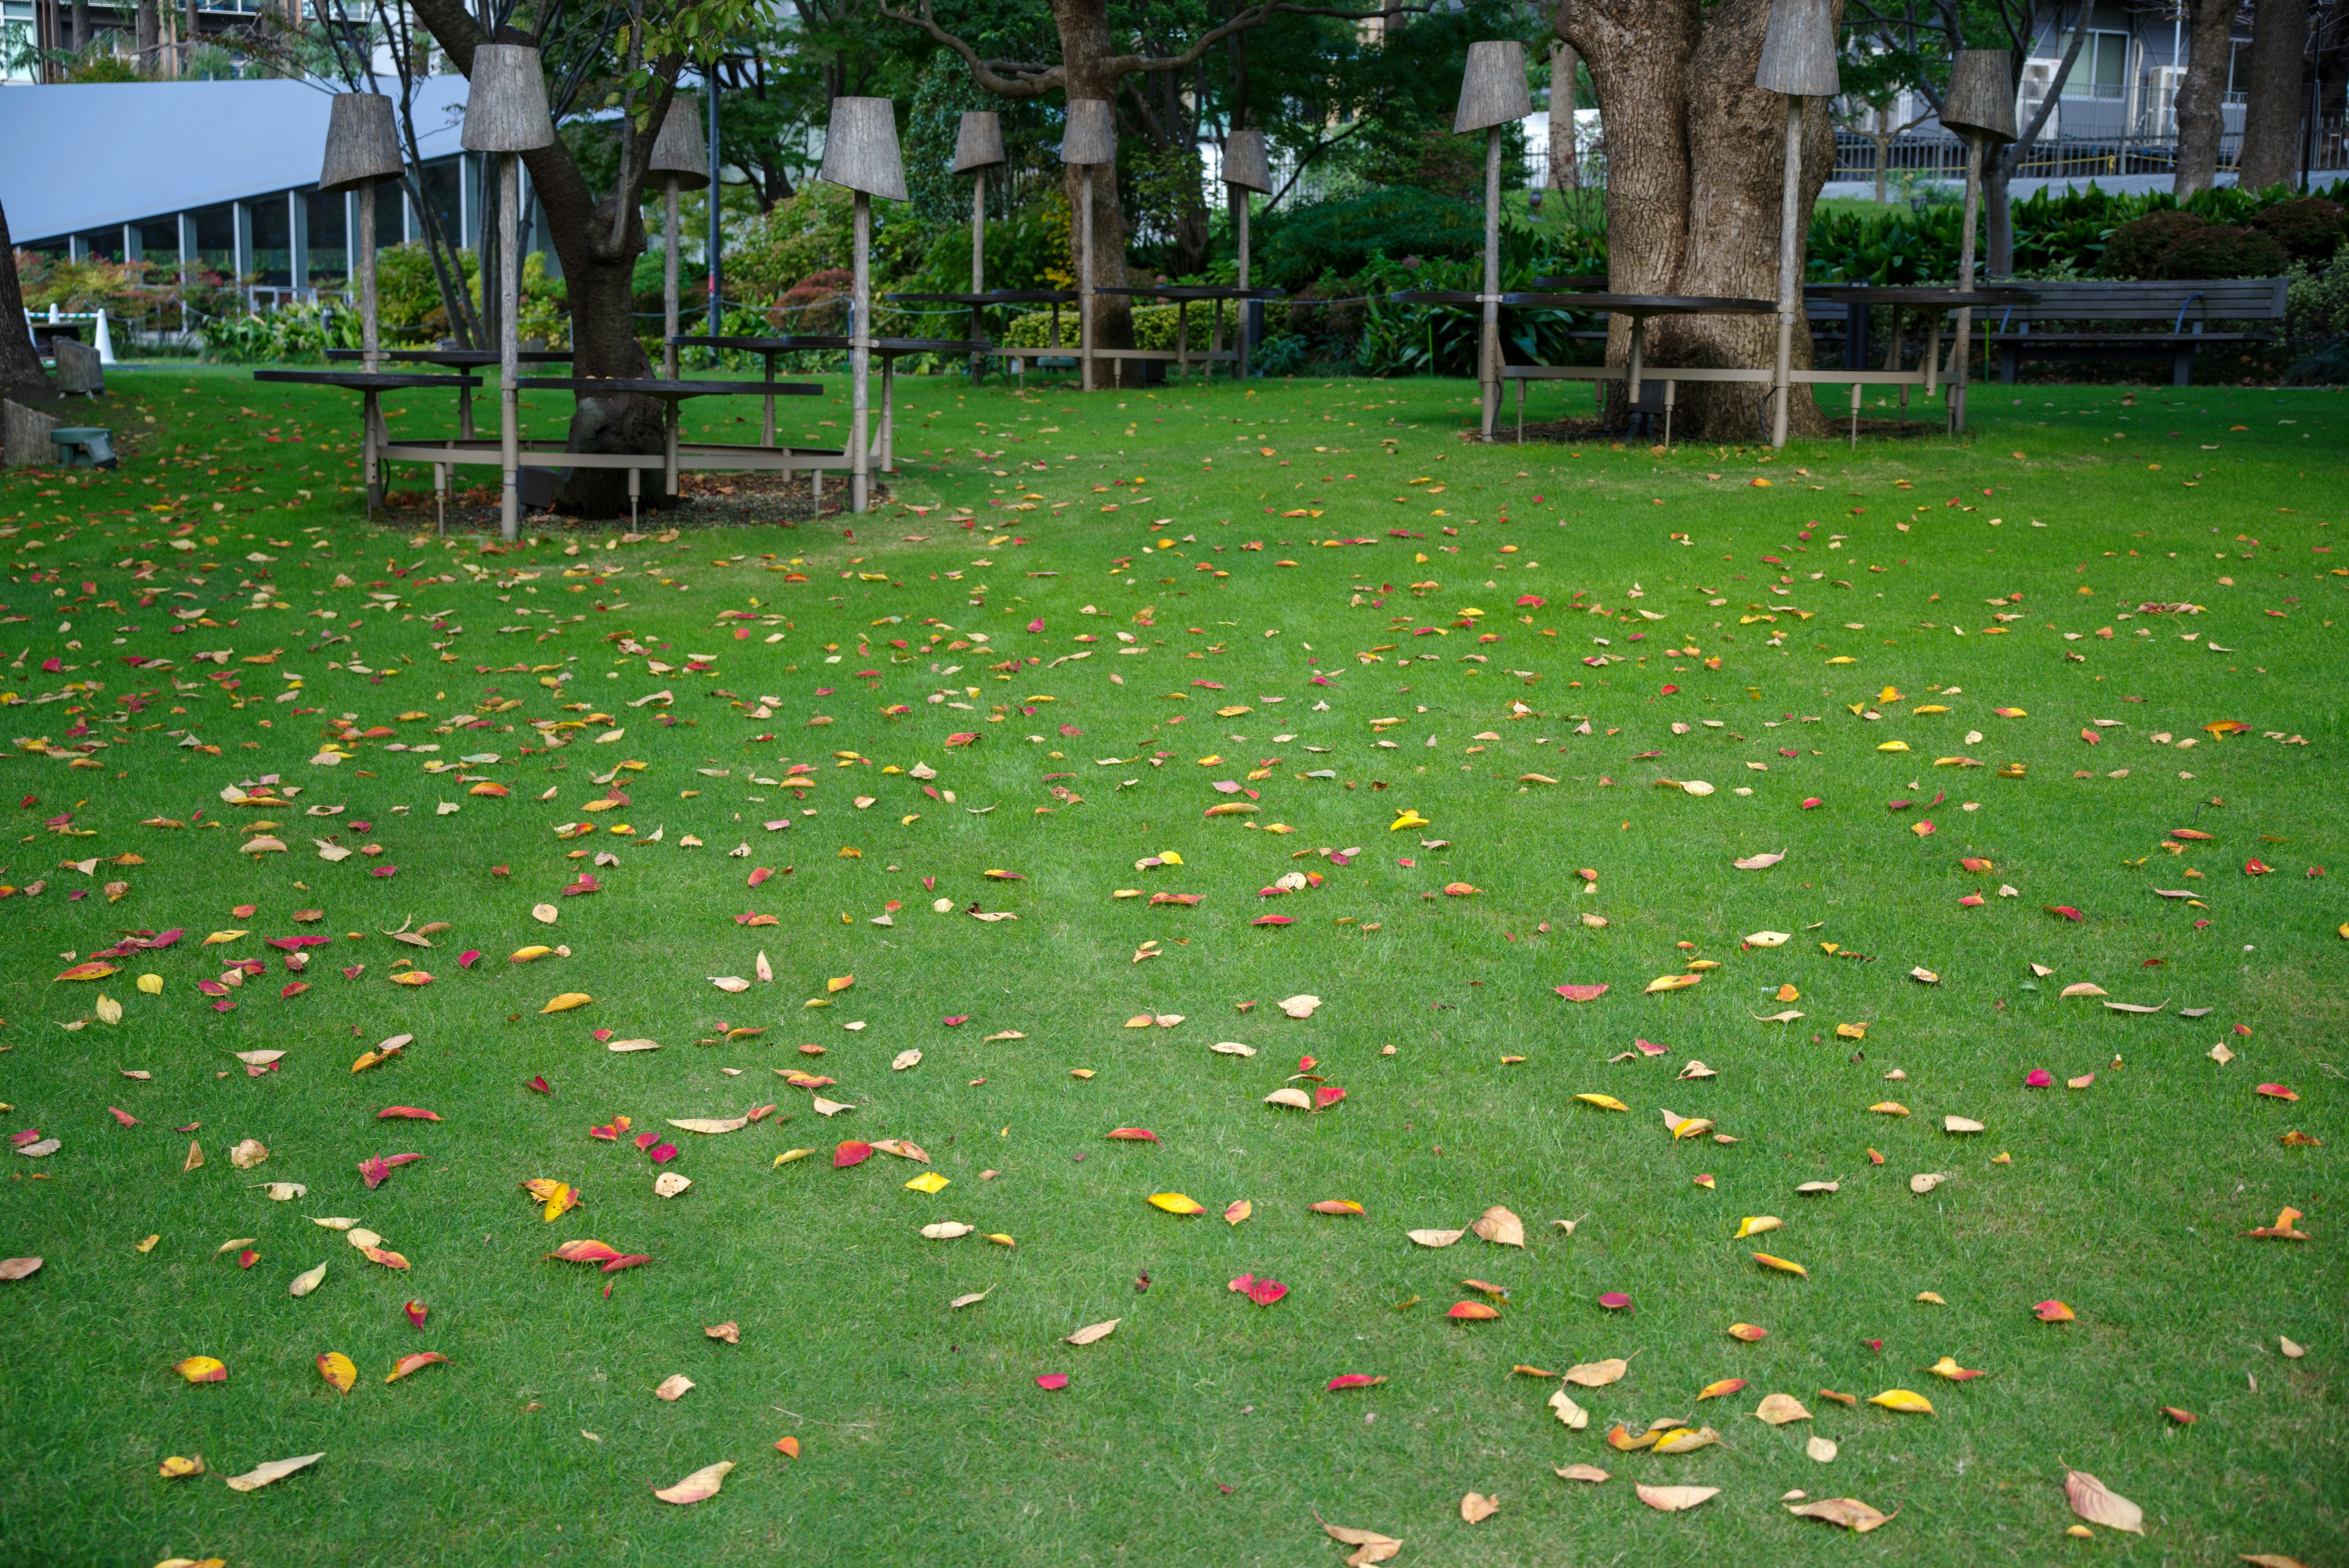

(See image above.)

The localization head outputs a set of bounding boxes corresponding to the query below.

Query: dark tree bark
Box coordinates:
[2236,0,2310,189]
[1984,22,2083,276]
[1559,0,1837,439]
[135,0,160,72]
[403,0,681,516]
[0,199,54,398]
[1548,40,1579,191]
[70,0,87,52]
[2173,0,2239,198]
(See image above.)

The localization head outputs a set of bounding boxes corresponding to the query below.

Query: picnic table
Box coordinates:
[326,347,572,439]
[1093,284,1285,379]
[885,290,1077,381]
[670,334,982,472]
[1803,284,2036,433]
[254,367,483,510]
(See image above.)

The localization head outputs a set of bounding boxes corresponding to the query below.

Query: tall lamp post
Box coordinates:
[316,92,403,515]
[954,111,1006,380]
[1223,127,1272,380]
[650,106,710,383]
[317,92,401,374]
[1061,100,1116,394]
[1756,0,1839,449]
[1454,41,1532,443]
[818,95,907,516]
[461,44,555,543]
[1937,50,2015,436]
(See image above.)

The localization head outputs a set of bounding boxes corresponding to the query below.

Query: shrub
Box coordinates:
[2156,223,2291,280]
[1253,188,1485,291]
[2249,198,2348,264]
[2101,210,2208,278]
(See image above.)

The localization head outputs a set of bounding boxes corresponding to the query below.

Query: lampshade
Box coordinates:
[1453,40,1532,133]
[1755,0,1840,96]
[461,44,555,153]
[1223,128,1272,193]
[819,96,909,201]
[1061,99,1116,166]
[953,111,1006,173]
[1941,49,2018,143]
[648,102,710,190]
[317,92,403,193]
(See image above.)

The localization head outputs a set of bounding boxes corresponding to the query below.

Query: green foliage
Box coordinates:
[2154,223,2294,281]
[2250,198,2349,264]
[726,184,868,303]
[901,210,1066,300]
[195,300,361,363]
[1253,189,1486,293]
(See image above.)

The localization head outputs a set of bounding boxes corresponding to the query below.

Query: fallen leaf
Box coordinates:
[1787,1497,1894,1531]
[1754,1392,1811,1425]
[653,1460,735,1505]
[223,1452,324,1492]
[1063,1318,1121,1345]
[1471,1205,1525,1247]
[1459,1492,1500,1523]
[1868,1388,1934,1414]
[2063,1468,2145,1535]
[386,1351,448,1383]
[1636,1484,1720,1512]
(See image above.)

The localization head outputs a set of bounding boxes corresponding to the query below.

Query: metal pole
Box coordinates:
[971,168,985,381]
[705,69,722,333]
[1236,190,1250,381]
[1950,135,1981,434]
[664,174,680,379]
[499,155,521,542]
[1481,124,1500,440]
[357,178,379,372]
[1080,165,1095,393]
[1772,95,1802,448]
[851,189,870,515]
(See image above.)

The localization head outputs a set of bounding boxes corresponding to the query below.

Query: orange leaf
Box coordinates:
[385,1350,448,1383]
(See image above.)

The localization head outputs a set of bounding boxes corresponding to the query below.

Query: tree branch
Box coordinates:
[872,0,1064,95]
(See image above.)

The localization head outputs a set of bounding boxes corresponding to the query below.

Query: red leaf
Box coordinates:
[1325,1373,1386,1391]
[109,1106,139,1127]
[1229,1274,1289,1306]
[1104,1128,1159,1142]
[1034,1372,1069,1389]
[404,1299,428,1329]
[1313,1085,1347,1111]
[279,982,311,1000]
[833,1140,874,1168]
[1554,984,1609,1003]
[357,1152,423,1190]
[525,1076,552,1094]
[2044,905,2084,921]
[1597,1291,1634,1311]
[377,1106,441,1121]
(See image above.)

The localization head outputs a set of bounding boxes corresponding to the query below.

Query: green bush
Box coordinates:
[1253,188,1486,291]
[997,300,1264,352]
[2156,223,2292,280]
[2250,198,2348,264]
[2102,210,2210,278]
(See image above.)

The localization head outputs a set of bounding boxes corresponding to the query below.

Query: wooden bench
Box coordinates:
[1982,278,2286,387]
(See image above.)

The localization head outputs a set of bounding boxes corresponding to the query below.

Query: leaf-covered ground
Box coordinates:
[0,366,2340,1567]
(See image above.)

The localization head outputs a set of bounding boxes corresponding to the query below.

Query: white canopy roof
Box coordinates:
[0,76,473,243]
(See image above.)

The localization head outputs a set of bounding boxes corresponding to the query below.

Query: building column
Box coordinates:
[232,199,255,307]
[289,190,310,298]
[68,233,87,261]
[124,223,142,262]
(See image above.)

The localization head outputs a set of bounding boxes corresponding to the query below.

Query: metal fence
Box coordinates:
[1830,124,2349,182]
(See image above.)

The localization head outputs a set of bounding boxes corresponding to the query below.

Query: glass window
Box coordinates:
[1,0,35,82]
[249,194,292,286]
[138,219,180,266]
[190,203,236,276]
[305,188,347,287]
[2061,31,2129,99]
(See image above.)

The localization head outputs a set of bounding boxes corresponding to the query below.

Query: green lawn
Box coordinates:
[0,364,2340,1567]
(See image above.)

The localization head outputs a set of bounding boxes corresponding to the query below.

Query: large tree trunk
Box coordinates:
[2173,0,2238,197]
[1560,0,1833,440]
[70,0,87,52]
[135,0,158,72]
[2236,0,2310,190]
[405,2,672,516]
[1983,157,2014,277]
[1052,0,1138,381]
[0,199,54,398]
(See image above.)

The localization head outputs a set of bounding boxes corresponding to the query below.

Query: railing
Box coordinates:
[1831,123,2349,182]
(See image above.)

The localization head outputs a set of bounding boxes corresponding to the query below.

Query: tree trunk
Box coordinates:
[1560,0,1834,440]
[1052,0,1137,381]
[0,199,54,398]
[135,0,158,72]
[2236,0,2310,190]
[2173,0,2239,198]
[1549,42,1579,190]
[70,0,86,52]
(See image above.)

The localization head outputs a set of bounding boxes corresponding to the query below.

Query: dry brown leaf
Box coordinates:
[1554,1463,1609,1484]
[1754,1392,1812,1425]
[223,1452,324,1492]
[1806,1435,1839,1463]
[705,1322,740,1343]
[1406,1228,1465,1248]
[666,1117,748,1135]
[652,1460,734,1505]
[1636,1484,1720,1512]
[2063,1468,2145,1535]
[1787,1497,1894,1531]
[1063,1318,1120,1346]
[1565,1358,1628,1388]
[1318,1517,1401,1567]
[654,1374,695,1401]
[949,1288,990,1309]
[0,1257,42,1281]
[1548,1386,1590,1430]
[1471,1205,1525,1247]
[1459,1492,1500,1524]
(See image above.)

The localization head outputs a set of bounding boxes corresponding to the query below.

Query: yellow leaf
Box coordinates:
[1836,1022,1868,1040]
[316,1351,356,1393]
[1148,1192,1204,1215]
[1573,1093,1630,1112]
[1752,1252,1808,1277]
[173,1355,226,1383]
[201,930,249,946]
[1646,973,1704,992]
[1868,1388,1935,1414]
[826,975,854,993]
[1734,1216,1783,1238]
[540,992,593,1013]
[904,1172,950,1194]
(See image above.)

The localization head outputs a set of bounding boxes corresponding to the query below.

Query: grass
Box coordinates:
[0,363,2340,1567]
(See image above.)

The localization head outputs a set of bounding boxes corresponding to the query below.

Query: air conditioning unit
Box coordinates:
[2142,64,2184,136]
[2019,56,2061,139]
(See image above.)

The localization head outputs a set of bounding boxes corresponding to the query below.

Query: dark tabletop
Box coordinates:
[514,376,820,398]
[327,348,574,365]
[886,290,1077,305]
[1093,285,1286,301]
[1498,292,1777,313]
[1802,285,2038,307]
[668,334,989,355]
[254,368,481,390]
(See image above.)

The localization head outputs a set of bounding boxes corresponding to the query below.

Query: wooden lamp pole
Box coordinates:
[1754,0,1839,449]
[818,96,909,515]
[1061,100,1117,395]
[1453,42,1532,443]
[460,44,557,542]
[953,112,1006,382]
[1937,50,2018,437]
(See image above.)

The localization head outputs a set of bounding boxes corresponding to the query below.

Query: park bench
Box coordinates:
[1981,278,2287,387]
